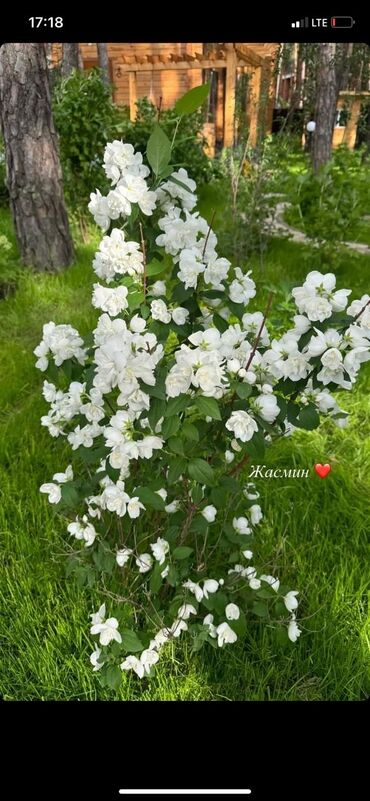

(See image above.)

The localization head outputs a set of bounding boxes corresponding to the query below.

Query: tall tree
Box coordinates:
[0,43,74,270]
[97,43,110,86]
[61,43,80,77]
[312,43,338,173]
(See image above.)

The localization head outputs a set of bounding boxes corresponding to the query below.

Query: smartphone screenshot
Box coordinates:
[0,9,368,800]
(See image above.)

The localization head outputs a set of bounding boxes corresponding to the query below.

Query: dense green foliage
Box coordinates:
[52,68,123,215]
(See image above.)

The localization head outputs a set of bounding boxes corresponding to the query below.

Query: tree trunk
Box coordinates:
[0,43,74,270]
[312,44,338,173]
[61,43,80,77]
[97,43,110,86]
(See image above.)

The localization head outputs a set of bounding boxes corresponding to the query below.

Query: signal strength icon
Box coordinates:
[291,17,309,28]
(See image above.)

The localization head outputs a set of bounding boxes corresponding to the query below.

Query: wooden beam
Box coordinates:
[235,45,264,68]
[129,72,137,121]
[116,59,228,72]
[224,44,237,147]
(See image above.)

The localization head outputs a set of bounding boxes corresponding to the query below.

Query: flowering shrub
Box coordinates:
[35,87,370,689]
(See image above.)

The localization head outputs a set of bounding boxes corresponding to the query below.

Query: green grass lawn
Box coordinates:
[0,207,369,700]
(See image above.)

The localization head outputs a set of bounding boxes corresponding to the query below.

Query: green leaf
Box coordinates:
[162,415,181,439]
[121,629,144,653]
[168,436,184,455]
[296,403,320,431]
[60,483,79,507]
[191,485,203,505]
[148,398,166,429]
[213,313,229,333]
[235,383,252,399]
[167,565,179,587]
[173,546,193,560]
[246,431,265,459]
[182,422,199,442]
[140,381,166,400]
[190,515,208,534]
[106,665,122,691]
[252,601,269,618]
[150,563,163,593]
[167,457,187,484]
[147,123,171,176]
[188,458,215,486]
[127,290,145,310]
[135,486,166,510]
[146,259,166,277]
[194,396,221,420]
[165,394,190,417]
[174,83,210,116]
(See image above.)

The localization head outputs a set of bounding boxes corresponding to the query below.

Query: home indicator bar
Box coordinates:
[119,789,252,795]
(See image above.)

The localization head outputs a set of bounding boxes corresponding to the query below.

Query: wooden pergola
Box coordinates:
[116,43,277,148]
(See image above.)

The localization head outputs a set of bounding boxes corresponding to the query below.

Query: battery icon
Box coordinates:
[331,16,355,28]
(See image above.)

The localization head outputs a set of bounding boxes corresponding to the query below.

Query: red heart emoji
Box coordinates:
[314,463,331,479]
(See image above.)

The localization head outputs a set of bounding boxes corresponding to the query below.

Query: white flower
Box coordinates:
[288,614,302,642]
[135,553,153,573]
[283,590,299,612]
[90,646,103,672]
[120,654,144,678]
[171,306,189,326]
[233,516,251,535]
[156,488,168,502]
[254,394,280,423]
[127,497,146,519]
[167,618,187,638]
[150,537,169,565]
[150,280,167,297]
[130,314,147,333]
[201,505,217,523]
[242,549,253,560]
[249,577,261,589]
[39,482,61,504]
[225,603,240,620]
[52,464,73,483]
[90,617,122,646]
[249,504,263,525]
[116,548,132,567]
[226,410,258,442]
[216,621,238,647]
[203,579,219,598]
[203,613,217,638]
[150,299,171,324]
[165,500,181,514]
[177,603,197,620]
[92,283,128,317]
[260,574,280,592]
[225,450,235,463]
[229,268,256,305]
[90,603,106,627]
[306,120,316,132]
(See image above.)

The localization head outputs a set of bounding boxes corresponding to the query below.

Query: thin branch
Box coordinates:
[157,95,163,122]
[139,222,147,303]
[202,209,216,260]
[244,291,274,372]
[353,297,370,322]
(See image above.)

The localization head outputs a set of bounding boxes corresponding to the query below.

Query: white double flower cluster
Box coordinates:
[34,321,86,372]
[88,141,157,230]
[36,136,370,682]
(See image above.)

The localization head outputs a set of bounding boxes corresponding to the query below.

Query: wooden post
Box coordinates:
[215,68,225,147]
[248,66,262,147]
[224,44,237,147]
[129,71,137,120]
[343,97,362,149]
